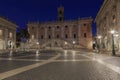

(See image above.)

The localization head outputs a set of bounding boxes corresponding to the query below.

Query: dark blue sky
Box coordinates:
[0,0,104,35]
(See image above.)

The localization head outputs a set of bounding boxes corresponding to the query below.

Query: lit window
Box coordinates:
[9,32,12,38]
[0,29,2,36]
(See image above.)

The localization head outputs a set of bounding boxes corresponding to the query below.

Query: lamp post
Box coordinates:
[73,41,75,49]
[97,35,102,53]
[36,42,39,53]
[110,30,116,56]
[65,42,68,49]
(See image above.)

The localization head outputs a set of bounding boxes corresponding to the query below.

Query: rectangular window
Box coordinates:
[41,35,43,39]
[74,34,76,39]
[84,33,87,38]
[48,35,51,39]
[65,34,68,39]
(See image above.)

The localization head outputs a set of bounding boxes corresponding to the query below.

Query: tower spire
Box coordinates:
[57,0,64,21]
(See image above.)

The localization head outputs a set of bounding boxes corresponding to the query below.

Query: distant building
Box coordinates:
[0,16,17,50]
[28,5,93,49]
[95,0,120,52]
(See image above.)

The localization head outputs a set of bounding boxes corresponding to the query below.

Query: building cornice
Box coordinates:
[0,17,18,28]
[95,0,110,22]
[28,17,92,25]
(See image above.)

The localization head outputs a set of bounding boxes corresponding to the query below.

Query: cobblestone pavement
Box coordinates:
[0,50,120,80]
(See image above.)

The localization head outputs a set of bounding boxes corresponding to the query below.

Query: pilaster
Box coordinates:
[69,26,72,39]
[45,27,48,39]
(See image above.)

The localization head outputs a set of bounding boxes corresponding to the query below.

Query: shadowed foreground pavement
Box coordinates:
[0,50,120,80]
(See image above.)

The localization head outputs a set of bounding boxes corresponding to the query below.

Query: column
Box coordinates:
[116,0,120,30]
[45,27,47,39]
[14,30,16,49]
[116,0,120,51]
[69,26,72,39]
[106,15,110,50]
[3,28,6,50]
[4,28,8,49]
[61,27,64,39]
[52,27,55,39]
[36,27,39,41]
[78,25,81,44]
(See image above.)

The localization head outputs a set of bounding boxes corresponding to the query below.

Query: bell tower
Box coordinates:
[58,4,64,21]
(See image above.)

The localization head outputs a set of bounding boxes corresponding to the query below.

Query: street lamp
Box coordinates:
[73,41,76,49]
[36,42,39,54]
[65,42,68,49]
[110,30,116,56]
[65,42,68,45]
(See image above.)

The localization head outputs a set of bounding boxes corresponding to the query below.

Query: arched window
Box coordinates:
[74,34,76,39]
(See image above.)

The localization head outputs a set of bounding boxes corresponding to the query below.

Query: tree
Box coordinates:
[16,28,30,48]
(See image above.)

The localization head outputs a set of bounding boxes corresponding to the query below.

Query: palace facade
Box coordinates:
[28,6,93,49]
[0,16,17,50]
[95,0,120,52]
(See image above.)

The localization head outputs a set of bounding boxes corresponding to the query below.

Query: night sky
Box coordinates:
[0,0,104,36]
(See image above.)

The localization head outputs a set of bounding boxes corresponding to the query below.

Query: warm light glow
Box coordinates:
[36,50,39,56]
[36,42,39,45]
[32,35,34,39]
[65,42,68,45]
[9,32,13,38]
[73,41,76,44]
[110,30,115,34]
[98,35,102,39]
[114,34,119,37]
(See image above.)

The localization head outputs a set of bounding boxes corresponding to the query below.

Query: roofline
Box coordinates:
[95,0,110,22]
[0,17,18,28]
